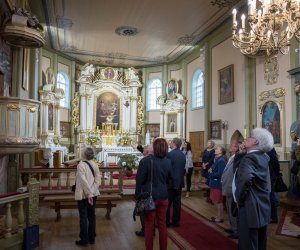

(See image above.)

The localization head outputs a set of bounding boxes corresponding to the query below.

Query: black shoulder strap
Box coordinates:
[83,160,95,177]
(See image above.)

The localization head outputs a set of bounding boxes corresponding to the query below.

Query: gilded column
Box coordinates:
[160,111,165,137]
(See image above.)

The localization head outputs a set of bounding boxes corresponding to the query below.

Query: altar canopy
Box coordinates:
[75,65,144,153]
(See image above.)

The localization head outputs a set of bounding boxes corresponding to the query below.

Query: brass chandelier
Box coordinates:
[232,0,300,57]
[231,0,300,84]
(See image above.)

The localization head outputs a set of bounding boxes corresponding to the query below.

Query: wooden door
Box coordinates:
[189,131,204,163]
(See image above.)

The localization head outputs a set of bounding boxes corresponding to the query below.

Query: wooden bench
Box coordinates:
[43,194,122,221]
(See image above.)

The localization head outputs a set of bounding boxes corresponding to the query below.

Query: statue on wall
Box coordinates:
[128,67,138,80]
[81,64,95,76]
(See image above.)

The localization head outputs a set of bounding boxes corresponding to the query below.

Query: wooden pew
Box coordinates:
[43,194,122,221]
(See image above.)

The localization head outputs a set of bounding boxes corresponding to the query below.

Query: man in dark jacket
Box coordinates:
[166,137,186,227]
[234,128,274,250]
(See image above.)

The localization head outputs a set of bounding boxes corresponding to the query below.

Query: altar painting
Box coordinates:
[96,92,120,130]
[262,101,280,144]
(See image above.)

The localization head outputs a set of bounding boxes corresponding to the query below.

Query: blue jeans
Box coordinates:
[77,197,97,243]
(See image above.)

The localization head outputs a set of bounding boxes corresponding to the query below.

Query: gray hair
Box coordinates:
[81,147,95,160]
[208,140,215,147]
[251,128,274,152]
[172,137,182,148]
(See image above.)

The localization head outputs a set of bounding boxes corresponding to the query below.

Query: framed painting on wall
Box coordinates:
[261,101,280,144]
[145,123,160,141]
[218,64,234,105]
[209,120,222,140]
[166,113,177,133]
[60,122,71,138]
[95,92,120,130]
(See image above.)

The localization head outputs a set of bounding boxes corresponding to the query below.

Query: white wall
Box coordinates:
[211,38,246,145]
[186,56,205,140]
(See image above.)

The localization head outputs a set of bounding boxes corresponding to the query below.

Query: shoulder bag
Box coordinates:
[71,160,95,192]
[134,159,156,217]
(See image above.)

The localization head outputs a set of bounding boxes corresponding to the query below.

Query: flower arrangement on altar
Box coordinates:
[85,133,100,145]
[118,135,132,146]
[117,154,138,171]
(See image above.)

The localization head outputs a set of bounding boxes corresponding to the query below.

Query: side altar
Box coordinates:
[73,65,145,161]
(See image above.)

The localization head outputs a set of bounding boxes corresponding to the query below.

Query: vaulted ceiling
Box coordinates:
[28,0,242,67]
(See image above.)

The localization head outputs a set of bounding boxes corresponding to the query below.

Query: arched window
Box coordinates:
[147,78,162,111]
[192,69,204,109]
[56,72,70,108]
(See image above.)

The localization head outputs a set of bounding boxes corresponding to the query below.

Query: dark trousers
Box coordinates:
[237,207,268,250]
[166,189,182,225]
[77,197,97,243]
[186,168,193,192]
[270,191,279,221]
[145,200,168,250]
[139,213,145,231]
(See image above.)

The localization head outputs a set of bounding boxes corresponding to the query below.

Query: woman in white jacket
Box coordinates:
[182,141,193,197]
[75,147,101,246]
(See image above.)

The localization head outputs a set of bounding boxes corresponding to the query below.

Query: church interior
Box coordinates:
[0,0,300,249]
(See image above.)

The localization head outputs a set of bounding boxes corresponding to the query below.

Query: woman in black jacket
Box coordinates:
[135,138,172,250]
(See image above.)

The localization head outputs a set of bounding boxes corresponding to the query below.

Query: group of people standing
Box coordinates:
[202,128,279,250]
[73,127,282,250]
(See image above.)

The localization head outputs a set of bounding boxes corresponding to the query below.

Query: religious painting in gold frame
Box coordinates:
[166,79,178,99]
[209,120,222,140]
[218,64,234,105]
[95,92,120,130]
[60,121,71,138]
[145,123,160,141]
[166,113,177,133]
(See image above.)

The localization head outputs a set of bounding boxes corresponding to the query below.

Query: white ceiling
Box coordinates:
[33,0,242,67]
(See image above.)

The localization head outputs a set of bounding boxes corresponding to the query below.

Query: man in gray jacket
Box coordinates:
[234,128,273,250]
[221,141,239,239]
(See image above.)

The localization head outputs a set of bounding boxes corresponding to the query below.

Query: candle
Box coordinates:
[241,14,246,29]
[244,128,247,138]
[232,9,237,25]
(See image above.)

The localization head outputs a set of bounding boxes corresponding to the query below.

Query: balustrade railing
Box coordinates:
[19,166,124,194]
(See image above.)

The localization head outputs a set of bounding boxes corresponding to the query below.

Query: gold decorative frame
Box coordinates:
[209,120,222,140]
[166,112,177,133]
[166,79,178,99]
[218,64,234,105]
[257,87,285,146]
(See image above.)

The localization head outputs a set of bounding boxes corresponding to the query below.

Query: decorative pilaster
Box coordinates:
[160,111,165,137]
[178,109,184,138]
[130,96,138,133]
[54,102,60,135]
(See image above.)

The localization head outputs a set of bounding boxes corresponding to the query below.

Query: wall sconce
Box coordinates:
[222,121,229,130]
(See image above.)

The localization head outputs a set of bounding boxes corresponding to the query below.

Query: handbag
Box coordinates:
[274,173,288,192]
[71,160,95,192]
[23,225,39,250]
[134,159,156,217]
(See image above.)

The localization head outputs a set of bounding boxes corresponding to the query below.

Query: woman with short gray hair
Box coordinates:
[75,147,101,246]
[234,128,274,250]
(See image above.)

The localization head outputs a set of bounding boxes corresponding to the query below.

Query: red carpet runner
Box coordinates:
[276,209,300,238]
[168,206,237,250]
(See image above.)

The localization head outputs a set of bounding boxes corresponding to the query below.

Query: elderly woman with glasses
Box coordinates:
[233,128,274,250]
